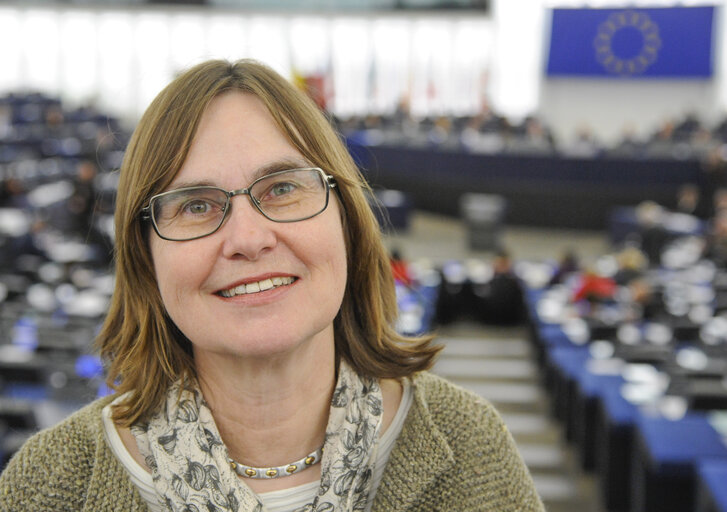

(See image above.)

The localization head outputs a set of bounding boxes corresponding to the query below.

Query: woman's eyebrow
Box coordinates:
[249,158,313,181]
[164,179,217,190]
[168,158,313,191]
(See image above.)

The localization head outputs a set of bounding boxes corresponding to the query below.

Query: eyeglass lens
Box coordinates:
[151,168,328,241]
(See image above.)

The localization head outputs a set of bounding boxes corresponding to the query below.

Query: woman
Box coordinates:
[0,60,544,512]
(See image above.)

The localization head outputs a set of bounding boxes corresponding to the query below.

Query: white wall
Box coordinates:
[539,79,721,145]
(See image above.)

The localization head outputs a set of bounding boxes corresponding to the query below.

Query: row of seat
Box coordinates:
[523,249,727,511]
[0,93,125,468]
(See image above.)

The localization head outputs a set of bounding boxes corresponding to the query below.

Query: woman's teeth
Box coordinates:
[219,276,295,297]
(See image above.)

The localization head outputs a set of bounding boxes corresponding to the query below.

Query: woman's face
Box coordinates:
[149,91,347,363]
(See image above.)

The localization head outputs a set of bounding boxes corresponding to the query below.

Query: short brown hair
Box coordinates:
[98,59,441,426]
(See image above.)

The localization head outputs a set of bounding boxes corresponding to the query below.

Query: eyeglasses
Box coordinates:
[141,167,336,241]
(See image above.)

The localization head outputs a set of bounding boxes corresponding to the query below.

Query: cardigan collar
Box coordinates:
[371,373,456,511]
[86,395,149,511]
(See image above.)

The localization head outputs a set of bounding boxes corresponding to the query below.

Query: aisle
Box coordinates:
[383,209,612,511]
[431,322,606,512]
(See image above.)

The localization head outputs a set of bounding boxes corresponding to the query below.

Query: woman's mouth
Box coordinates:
[218,276,296,298]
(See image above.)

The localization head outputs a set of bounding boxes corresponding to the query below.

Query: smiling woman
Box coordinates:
[0,59,545,512]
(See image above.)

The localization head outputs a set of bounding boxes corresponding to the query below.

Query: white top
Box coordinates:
[102,379,413,512]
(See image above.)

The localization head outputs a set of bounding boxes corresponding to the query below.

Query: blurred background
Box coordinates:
[1,1,727,511]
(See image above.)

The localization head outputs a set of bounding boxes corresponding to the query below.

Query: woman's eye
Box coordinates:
[183,200,211,214]
[270,182,296,196]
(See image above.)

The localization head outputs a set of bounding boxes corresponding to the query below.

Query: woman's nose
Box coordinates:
[219,195,277,260]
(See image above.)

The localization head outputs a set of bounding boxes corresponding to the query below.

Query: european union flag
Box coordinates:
[546,6,715,78]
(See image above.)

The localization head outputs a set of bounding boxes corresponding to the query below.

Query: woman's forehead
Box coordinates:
[170,93,307,187]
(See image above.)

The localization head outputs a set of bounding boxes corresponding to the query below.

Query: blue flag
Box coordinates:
[546,6,715,78]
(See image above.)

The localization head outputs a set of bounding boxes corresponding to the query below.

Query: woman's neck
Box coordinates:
[194,334,336,486]
[115,335,404,495]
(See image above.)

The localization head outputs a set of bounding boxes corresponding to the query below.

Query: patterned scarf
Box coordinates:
[131,360,383,512]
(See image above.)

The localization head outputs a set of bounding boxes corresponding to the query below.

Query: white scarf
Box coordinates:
[131,360,383,512]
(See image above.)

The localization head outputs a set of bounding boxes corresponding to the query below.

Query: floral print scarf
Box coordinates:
[131,360,383,512]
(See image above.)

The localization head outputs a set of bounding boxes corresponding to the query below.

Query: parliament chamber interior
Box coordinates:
[1,1,727,511]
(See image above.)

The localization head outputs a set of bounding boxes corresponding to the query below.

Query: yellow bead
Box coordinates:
[286,465,297,473]
[230,461,237,470]
[305,456,315,465]
[266,469,278,477]
[245,468,256,477]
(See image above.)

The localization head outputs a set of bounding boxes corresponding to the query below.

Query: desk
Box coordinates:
[569,367,624,471]
[697,459,727,512]
[533,323,578,367]
[545,347,589,424]
[351,142,703,229]
[632,415,727,512]
[595,382,639,512]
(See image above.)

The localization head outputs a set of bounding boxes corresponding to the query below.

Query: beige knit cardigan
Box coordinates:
[0,371,545,511]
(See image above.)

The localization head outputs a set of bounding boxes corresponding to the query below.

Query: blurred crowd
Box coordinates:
[335,101,727,163]
[0,95,131,456]
[0,93,128,270]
